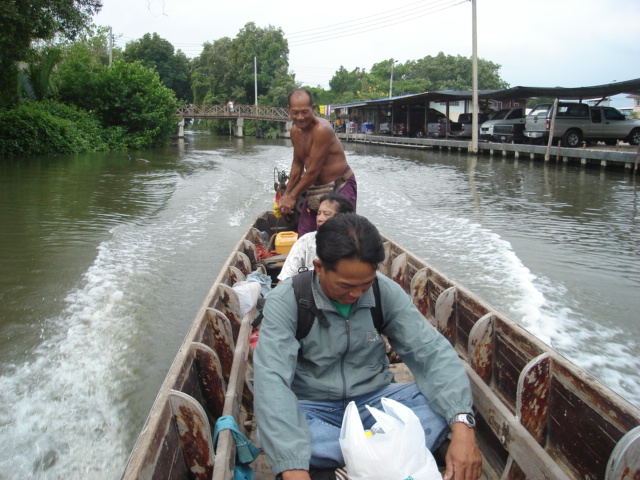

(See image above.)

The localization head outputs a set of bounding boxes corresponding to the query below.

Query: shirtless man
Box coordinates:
[278,89,357,236]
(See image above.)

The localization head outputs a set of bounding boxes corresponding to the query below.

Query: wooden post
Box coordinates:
[471,0,479,153]
[545,98,559,162]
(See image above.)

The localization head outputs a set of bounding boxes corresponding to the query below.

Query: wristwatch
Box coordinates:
[449,413,476,428]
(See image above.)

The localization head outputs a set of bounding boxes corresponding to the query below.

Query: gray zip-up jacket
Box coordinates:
[254,272,472,474]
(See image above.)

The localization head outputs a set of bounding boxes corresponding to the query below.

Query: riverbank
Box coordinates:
[338,133,640,173]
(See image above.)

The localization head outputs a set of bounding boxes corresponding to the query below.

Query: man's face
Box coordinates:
[316,200,339,228]
[288,94,315,130]
[313,258,377,305]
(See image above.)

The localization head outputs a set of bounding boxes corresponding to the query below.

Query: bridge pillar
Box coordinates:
[234,118,244,137]
[281,121,293,138]
[177,118,185,138]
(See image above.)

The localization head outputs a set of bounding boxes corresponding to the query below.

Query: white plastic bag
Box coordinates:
[339,398,441,480]
[232,281,262,317]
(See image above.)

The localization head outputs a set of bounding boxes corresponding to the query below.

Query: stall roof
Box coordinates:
[329,78,640,108]
[480,78,640,100]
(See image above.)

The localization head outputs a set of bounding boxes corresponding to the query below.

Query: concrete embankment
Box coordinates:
[338,133,640,173]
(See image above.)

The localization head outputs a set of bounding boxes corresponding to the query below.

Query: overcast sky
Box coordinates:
[93,0,639,104]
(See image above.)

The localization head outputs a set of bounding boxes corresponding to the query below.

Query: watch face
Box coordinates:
[464,414,476,427]
[451,413,476,428]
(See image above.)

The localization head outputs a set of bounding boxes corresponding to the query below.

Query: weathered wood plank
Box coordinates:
[409,267,431,317]
[466,364,572,480]
[191,342,227,421]
[517,353,550,445]
[209,284,242,342]
[211,301,258,480]
[390,252,409,292]
[205,309,235,385]
[606,425,640,480]
[469,313,495,384]
[435,286,456,341]
[169,390,215,480]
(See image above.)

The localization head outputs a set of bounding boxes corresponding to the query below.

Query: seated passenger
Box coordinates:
[278,193,354,282]
[255,213,482,480]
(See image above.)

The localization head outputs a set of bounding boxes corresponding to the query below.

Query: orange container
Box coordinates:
[275,231,298,254]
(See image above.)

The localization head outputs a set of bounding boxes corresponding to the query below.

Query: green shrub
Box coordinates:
[0,100,107,157]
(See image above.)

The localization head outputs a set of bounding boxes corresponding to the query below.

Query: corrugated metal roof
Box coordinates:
[329,79,640,107]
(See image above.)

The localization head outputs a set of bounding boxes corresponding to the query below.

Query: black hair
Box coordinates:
[316,213,385,271]
[318,192,354,214]
[288,88,314,107]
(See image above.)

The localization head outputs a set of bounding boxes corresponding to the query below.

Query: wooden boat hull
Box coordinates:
[122,212,640,480]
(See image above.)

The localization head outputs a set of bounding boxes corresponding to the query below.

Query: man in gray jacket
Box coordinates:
[254,213,482,480]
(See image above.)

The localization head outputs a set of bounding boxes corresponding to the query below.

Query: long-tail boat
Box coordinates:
[121,211,640,480]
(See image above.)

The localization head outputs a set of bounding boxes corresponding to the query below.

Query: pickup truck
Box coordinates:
[480,107,525,141]
[524,102,640,147]
[492,123,526,143]
[424,109,452,138]
[451,113,490,139]
[427,119,461,138]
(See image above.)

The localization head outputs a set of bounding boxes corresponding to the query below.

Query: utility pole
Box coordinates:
[471,0,479,153]
[108,26,113,68]
[389,59,396,98]
[254,56,258,107]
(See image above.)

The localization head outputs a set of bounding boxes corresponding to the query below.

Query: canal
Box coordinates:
[1,131,639,478]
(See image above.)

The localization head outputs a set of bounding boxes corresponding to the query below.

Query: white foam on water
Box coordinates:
[0,159,250,478]
[353,152,640,406]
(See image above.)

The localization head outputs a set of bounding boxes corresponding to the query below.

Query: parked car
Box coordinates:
[480,107,525,141]
[452,113,490,139]
[524,102,640,147]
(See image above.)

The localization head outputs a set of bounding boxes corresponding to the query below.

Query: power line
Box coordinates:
[287,0,466,46]
[286,0,457,39]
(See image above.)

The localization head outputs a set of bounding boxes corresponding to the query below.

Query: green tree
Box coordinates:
[326,52,509,103]
[260,65,297,107]
[0,0,102,105]
[123,33,193,102]
[407,52,508,91]
[191,37,234,104]
[56,26,118,106]
[90,61,178,148]
[192,23,291,106]
[229,23,289,104]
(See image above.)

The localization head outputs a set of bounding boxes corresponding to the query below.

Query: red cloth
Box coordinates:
[256,244,279,260]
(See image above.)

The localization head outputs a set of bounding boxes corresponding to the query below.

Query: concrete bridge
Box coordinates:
[176,104,292,137]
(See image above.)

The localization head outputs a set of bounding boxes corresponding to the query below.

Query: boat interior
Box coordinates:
[121,212,640,480]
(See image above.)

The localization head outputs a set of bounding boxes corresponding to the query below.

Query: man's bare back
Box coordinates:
[279,90,350,216]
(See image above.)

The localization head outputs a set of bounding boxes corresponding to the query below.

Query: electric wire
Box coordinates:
[287,0,460,39]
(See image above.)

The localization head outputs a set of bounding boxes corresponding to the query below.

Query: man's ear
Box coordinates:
[312,258,323,274]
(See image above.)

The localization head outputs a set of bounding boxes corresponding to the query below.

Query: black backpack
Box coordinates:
[292,269,385,340]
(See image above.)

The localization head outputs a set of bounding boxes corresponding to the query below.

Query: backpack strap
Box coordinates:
[371,276,385,332]
[292,270,329,340]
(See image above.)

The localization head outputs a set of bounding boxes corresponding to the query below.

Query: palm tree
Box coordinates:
[17,48,61,102]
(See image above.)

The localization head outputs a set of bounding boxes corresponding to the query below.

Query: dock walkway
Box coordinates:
[338,133,640,173]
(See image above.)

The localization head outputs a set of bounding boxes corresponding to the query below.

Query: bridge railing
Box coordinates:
[176,104,290,121]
